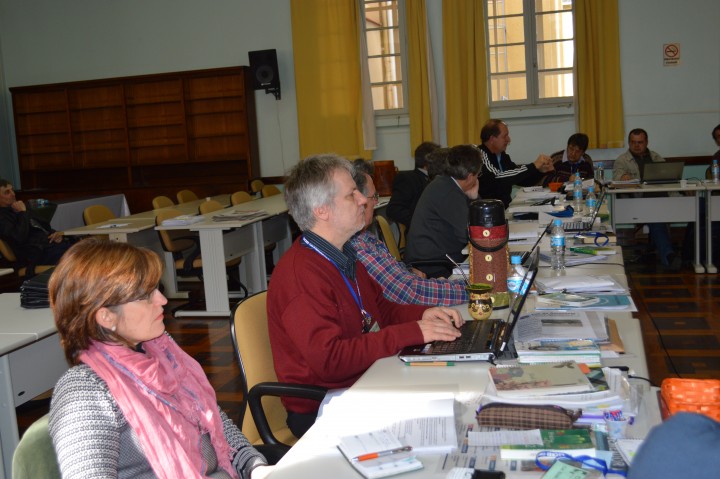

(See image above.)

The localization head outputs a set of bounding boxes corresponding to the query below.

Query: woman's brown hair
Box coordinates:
[49,238,163,365]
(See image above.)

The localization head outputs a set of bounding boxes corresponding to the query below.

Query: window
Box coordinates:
[486,0,574,107]
[362,0,407,113]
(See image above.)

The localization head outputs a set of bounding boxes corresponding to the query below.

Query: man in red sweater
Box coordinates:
[267,154,463,438]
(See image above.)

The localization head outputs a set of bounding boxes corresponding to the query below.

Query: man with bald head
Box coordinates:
[477,119,554,207]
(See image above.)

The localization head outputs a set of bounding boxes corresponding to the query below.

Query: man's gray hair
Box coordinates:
[284,154,353,231]
[350,159,374,195]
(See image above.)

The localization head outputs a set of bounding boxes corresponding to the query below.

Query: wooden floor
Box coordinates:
[14,228,720,437]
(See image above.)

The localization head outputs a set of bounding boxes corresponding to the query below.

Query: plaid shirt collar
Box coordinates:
[302,230,357,280]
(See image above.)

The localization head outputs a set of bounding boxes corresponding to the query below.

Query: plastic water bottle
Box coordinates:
[507,255,528,296]
[596,164,604,184]
[712,159,719,184]
[550,219,566,271]
[572,176,583,214]
[585,186,597,217]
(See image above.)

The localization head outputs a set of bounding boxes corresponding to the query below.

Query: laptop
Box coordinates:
[398,249,540,363]
[642,162,684,184]
[563,189,606,233]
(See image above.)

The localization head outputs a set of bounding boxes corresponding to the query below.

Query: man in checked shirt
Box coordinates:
[348,160,468,306]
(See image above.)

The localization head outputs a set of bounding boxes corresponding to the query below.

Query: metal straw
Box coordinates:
[445,254,469,285]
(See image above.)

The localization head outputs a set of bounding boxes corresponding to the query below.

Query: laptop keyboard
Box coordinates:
[430,320,493,354]
[563,219,591,232]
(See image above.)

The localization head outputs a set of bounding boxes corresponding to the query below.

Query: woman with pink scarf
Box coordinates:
[48,239,273,479]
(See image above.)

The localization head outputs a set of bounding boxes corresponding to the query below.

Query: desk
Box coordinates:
[271,222,655,478]
[157,194,292,317]
[607,183,705,273]
[63,195,230,299]
[704,184,720,273]
[48,193,130,232]
[0,294,66,479]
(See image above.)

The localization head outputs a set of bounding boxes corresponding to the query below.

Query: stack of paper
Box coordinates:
[488,362,595,398]
[160,214,204,226]
[514,339,602,367]
[514,311,609,343]
[539,250,609,266]
[534,275,627,294]
[212,209,268,222]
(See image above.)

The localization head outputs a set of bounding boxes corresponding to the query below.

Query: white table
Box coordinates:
[607,183,705,273]
[63,194,231,299]
[156,194,292,317]
[270,237,656,478]
[704,183,720,273]
[0,294,66,479]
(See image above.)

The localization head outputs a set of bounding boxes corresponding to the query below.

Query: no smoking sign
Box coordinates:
[663,43,681,66]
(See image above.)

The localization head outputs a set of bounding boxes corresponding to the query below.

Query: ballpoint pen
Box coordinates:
[353,446,413,462]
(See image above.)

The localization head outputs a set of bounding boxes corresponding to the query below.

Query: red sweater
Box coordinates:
[267,238,428,413]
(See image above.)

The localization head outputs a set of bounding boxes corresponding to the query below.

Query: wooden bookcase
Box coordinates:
[10,66,259,212]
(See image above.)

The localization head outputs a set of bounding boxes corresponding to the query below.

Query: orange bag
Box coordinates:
[660,378,720,422]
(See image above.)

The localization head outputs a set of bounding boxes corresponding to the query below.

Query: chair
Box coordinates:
[176,189,198,204]
[230,292,326,448]
[12,414,61,478]
[231,191,253,205]
[250,179,265,195]
[398,223,407,251]
[152,195,174,209]
[375,215,402,261]
[0,238,54,277]
[155,209,248,299]
[261,185,281,198]
[199,199,224,215]
[82,204,115,225]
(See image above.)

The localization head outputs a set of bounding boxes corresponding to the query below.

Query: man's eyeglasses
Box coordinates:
[366,192,380,202]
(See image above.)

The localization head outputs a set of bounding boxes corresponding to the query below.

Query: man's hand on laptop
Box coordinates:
[417,307,464,342]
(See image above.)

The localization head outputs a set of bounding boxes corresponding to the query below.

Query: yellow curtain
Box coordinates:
[290,0,372,160]
[442,0,489,146]
[574,0,625,149]
[406,0,435,150]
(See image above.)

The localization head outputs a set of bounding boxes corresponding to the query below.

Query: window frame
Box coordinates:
[360,0,409,116]
[485,0,575,110]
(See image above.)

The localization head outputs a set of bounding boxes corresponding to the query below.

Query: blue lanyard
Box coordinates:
[535,452,627,476]
[302,237,373,333]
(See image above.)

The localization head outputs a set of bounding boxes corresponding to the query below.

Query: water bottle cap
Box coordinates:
[553,219,563,226]
[510,255,522,264]
[588,186,594,192]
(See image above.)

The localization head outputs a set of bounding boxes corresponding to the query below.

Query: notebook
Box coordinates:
[642,161,684,184]
[398,250,539,363]
[563,190,606,233]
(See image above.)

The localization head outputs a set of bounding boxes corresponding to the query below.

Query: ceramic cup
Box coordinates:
[466,283,493,320]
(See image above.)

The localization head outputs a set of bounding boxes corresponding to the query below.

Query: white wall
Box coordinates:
[1,0,719,184]
[0,0,299,183]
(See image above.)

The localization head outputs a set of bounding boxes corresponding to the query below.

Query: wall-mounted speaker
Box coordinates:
[248,49,281,100]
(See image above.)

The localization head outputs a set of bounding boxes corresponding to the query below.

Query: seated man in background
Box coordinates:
[350,160,468,306]
[712,123,720,162]
[613,128,675,266]
[0,177,72,275]
[477,119,554,207]
[267,154,463,438]
[404,144,482,279]
[543,133,594,185]
[386,141,439,233]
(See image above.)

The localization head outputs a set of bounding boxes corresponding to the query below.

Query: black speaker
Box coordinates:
[248,49,281,100]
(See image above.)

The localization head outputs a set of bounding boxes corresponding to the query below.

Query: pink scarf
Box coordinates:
[80,334,238,479]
